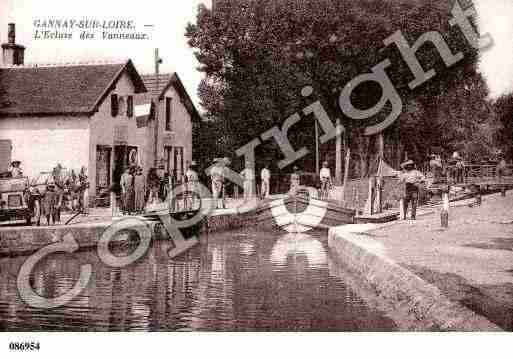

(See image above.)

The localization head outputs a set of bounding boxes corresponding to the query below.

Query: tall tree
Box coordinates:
[187,0,498,176]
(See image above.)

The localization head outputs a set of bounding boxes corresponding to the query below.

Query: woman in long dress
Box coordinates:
[147,168,161,206]
[185,162,199,210]
[134,167,146,214]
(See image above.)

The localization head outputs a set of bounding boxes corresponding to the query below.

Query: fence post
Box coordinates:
[110,192,117,217]
[475,185,482,207]
[376,176,383,214]
[440,186,449,228]
[353,187,358,215]
[399,197,405,220]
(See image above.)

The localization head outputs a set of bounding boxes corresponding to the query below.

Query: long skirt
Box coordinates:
[134,188,145,213]
[122,188,134,213]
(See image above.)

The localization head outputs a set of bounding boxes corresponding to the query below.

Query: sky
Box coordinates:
[0,0,513,107]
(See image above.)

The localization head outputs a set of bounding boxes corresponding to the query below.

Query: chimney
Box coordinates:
[2,23,25,66]
[8,23,15,44]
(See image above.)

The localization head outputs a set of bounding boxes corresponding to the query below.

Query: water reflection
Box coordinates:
[270,233,327,268]
[0,230,396,331]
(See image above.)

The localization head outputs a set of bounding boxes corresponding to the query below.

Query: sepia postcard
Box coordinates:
[0,0,512,357]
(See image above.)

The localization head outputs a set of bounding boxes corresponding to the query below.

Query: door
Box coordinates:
[96,146,112,197]
[113,145,127,194]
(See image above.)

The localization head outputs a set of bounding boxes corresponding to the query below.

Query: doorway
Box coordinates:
[96,146,112,202]
[113,145,138,194]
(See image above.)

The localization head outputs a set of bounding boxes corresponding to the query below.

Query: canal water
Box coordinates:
[0,230,396,331]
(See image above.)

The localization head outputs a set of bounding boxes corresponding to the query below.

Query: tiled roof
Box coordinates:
[136,72,201,122]
[0,60,146,117]
[140,73,174,99]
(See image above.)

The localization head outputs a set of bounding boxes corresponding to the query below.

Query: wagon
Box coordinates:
[0,174,32,225]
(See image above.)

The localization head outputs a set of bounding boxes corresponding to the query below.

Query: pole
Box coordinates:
[335,119,342,186]
[315,119,320,176]
[367,177,374,215]
[441,187,449,228]
[475,185,482,206]
[376,175,383,214]
[111,191,117,217]
[399,197,405,220]
[341,146,351,203]
[154,48,161,167]
[378,132,385,161]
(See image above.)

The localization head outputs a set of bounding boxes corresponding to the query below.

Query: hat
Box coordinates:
[400,160,414,169]
[293,166,299,170]
[323,161,328,166]
[11,160,21,166]
[430,154,436,158]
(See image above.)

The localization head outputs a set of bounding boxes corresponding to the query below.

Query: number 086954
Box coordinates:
[9,342,40,351]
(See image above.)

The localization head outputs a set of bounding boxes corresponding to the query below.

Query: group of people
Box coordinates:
[209,158,268,209]
[429,151,508,184]
[119,166,146,215]
[119,161,200,215]
[428,152,466,184]
[398,150,509,221]
[22,162,89,226]
[207,158,335,209]
[289,162,333,199]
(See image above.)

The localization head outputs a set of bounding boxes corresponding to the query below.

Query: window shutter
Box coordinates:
[165,97,172,131]
[127,95,134,117]
[111,94,119,117]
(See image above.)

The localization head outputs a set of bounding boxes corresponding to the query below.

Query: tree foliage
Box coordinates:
[187,0,501,176]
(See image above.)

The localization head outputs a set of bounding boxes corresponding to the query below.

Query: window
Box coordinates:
[111,94,119,117]
[127,95,134,118]
[165,97,172,131]
[118,97,125,116]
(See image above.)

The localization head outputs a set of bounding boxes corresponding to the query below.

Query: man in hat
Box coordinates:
[399,160,425,220]
[260,164,271,199]
[319,161,332,200]
[42,182,58,226]
[146,167,160,207]
[449,151,465,183]
[210,158,225,209]
[429,154,443,184]
[185,161,199,209]
[290,166,301,195]
[496,152,507,180]
[240,162,255,200]
[9,160,23,178]
[454,152,465,184]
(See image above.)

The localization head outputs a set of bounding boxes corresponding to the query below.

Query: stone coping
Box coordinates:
[328,224,501,331]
